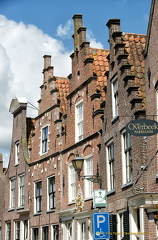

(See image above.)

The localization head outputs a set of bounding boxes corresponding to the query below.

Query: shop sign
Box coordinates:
[126,119,158,136]
[93,190,107,208]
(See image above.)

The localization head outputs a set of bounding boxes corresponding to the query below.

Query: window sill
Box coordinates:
[111,115,119,124]
[107,189,116,196]
[68,201,75,206]
[16,206,24,210]
[84,197,93,201]
[8,208,15,212]
[33,212,42,216]
[14,163,19,167]
[122,181,133,190]
[46,209,55,214]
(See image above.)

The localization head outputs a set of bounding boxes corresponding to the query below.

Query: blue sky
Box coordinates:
[0,0,151,167]
[0,0,151,50]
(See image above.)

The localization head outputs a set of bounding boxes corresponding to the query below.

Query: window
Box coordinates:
[68,165,76,202]
[52,225,59,240]
[32,228,38,240]
[19,175,24,207]
[24,220,28,240]
[35,181,42,213]
[75,101,83,142]
[122,131,132,185]
[6,222,11,240]
[15,221,20,240]
[42,226,49,240]
[117,210,129,240]
[15,141,20,165]
[48,176,55,210]
[66,222,72,240]
[41,126,48,154]
[10,178,16,208]
[84,156,93,198]
[106,142,115,191]
[111,77,119,118]
[78,221,86,240]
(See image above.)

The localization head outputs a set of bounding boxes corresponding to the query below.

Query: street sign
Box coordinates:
[93,212,110,239]
[93,190,107,208]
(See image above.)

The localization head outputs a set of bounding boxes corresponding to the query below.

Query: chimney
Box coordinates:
[43,55,54,83]
[72,14,83,51]
[106,19,120,45]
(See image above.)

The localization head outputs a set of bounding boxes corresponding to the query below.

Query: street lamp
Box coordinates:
[72,153,102,185]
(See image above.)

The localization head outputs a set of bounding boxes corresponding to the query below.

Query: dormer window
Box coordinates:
[41,126,49,154]
[75,101,83,142]
[15,141,20,165]
[111,76,119,119]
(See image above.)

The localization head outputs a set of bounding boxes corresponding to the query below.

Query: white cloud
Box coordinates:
[87,29,104,49]
[0,15,104,168]
[0,15,71,167]
[56,19,73,39]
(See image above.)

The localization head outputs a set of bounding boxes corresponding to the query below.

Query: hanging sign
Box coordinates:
[126,119,158,136]
[93,190,107,208]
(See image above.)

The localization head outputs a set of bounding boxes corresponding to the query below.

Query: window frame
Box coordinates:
[47,176,55,211]
[106,141,115,192]
[32,228,38,240]
[111,76,119,119]
[6,222,11,240]
[34,181,42,213]
[68,164,76,203]
[52,225,59,240]
[41,125,49,155]
[84,155,93,198]
[75,100,83,142]
[15,221,20,240]
[10,177,16,209]
[42,226,49,240]
[122,130,132,186]
[18,174,25,207]
[15,140,20,165]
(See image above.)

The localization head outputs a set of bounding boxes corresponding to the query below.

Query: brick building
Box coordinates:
[3,1,158,239]
[3,97,34,239]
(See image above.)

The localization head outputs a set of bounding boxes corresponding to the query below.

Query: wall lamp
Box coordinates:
[71,153,102,185]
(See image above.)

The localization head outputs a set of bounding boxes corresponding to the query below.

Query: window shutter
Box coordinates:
[123,209,130,240]
[110,214,117,240]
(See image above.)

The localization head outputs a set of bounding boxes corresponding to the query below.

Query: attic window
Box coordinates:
[77,71,80,80]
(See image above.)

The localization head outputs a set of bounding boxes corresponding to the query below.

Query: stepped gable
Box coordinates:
[89,48,109,101]
[55,76,70,116]
[123,33,146,101]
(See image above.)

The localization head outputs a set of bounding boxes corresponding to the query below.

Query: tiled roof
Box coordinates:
[123,33,146,99]
[90,48,109,101]
[55,77,70,116]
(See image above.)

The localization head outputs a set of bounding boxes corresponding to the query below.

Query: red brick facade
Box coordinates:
[2,1,158,239]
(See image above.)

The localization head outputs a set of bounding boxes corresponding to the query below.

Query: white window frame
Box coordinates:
[15,141,20,165]
[10,178,16,209]
[106,141,115,192]
[42,225,49,240]
[122,130,132,185]
[15,221,20,240]
[18,174,25,207]
[117,211,124,240]
[47,176,55,211]
[41,125,49,155]
[5,222,11,240]
[75,100,83,142]
[84,155,93,198]
[66,222,72,240]
[34,181,42,213]
[68,164,76,203]
[111,76,119,118]
[52,225,59,240]
[77,220,86,240]
[32,228,38,240]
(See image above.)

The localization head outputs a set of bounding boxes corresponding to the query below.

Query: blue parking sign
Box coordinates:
[93,212,110,239]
